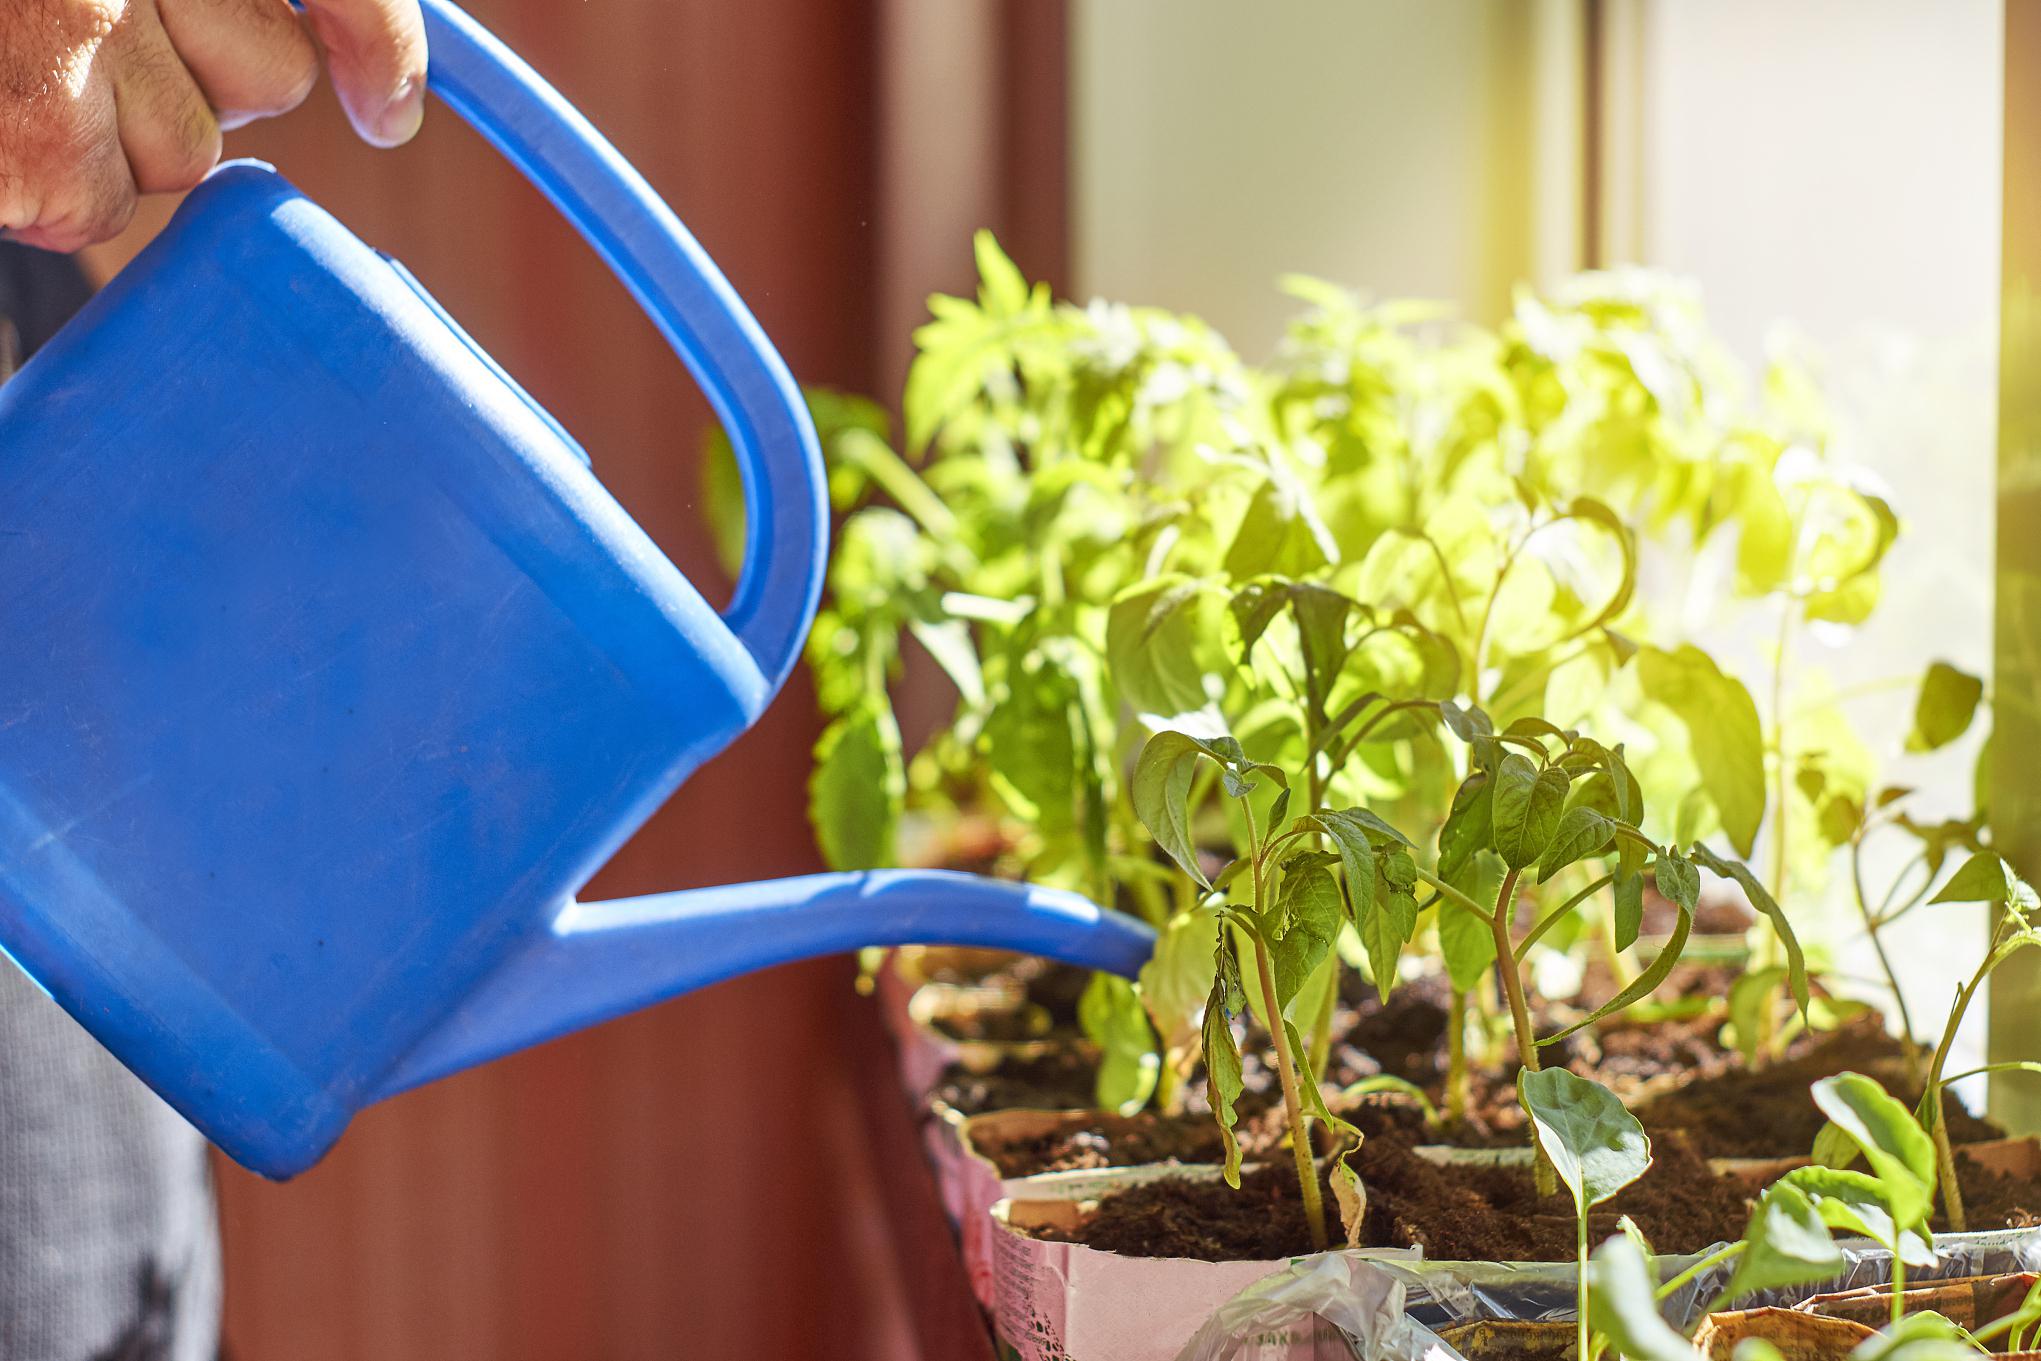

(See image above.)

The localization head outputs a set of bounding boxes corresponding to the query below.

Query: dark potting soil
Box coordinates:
[1627,1024,2003,1160]
[922,956,1094,1042]
[1054,1129,1754,1262]
[1049,1136,2041,1263]
[985,1097,1434,1179]
[1953,1148,2041,1231]
[932,1048,1098,1117]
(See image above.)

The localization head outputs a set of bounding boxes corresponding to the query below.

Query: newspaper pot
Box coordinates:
[954,1108,1318,1310]
[1436,1320,1577,1361]
[1795,1272,2039,1339]
[991,1195,1361,1361]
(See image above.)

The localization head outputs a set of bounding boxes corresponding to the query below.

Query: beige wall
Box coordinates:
[1614,0,2005,1107]
[1072,0,1583,357]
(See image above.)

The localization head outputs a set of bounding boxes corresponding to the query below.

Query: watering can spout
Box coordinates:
[372,872,1156,1101]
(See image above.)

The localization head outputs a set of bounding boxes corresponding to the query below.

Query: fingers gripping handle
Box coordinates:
[417,0,827,700]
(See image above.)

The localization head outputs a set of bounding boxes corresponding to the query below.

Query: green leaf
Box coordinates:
[1809,1073,1935,1231]
[1586,1235,1700,1361]
[1537,806,1616,882]
[1204,940,1248,1187]
[907,618,984,709]
[1438,773,1494,883]
[1108,577,1217,718]
[1690,846,1811,1022]
[1929,851,2038,913]
[1907,661,1985,754]
[1852,1311,1989,1361]
[1492,752,1570,870]
[1138,905,1221,1056]
[1362,850,1421,999]
[1811,1120,1862,1172]
[1727,967,1787,1065]
[1132,731,1221,887]
[1780,1165,1935,1265]
[1718,1181,1844,1308]
[1269,860,1344,1009]
[1311,806,1419,851]
[1518,1068,1652,1212]
[808,697,904,871]
[1637,645,1767,858]
[1439,851,1504,992]
[973,228,1030,312]
[1440,700,1495,743]
[1079,973,1159,1116]
[983,652,1084,836]
[1655,850,1700,914]
[1541,898,1692,1045]
[1340,1074,1441,1125]
[1614,870,1645,954]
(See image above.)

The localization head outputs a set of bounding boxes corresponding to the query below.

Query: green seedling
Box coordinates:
[1908,852,2041,1232]
[1968,1276,2041,1352]
[1587,1233,1703,1361]
[1792,1073,1939,1323]
[1519,1067,1652,1361]
[1649,1179,1844,1319]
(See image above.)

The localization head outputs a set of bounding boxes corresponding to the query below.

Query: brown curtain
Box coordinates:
[79,1,1064,1356]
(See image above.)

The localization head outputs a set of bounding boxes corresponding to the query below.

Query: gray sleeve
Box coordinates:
[0,963,222,1361]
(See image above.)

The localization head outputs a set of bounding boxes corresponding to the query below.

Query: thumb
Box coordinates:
[300,0,428,147]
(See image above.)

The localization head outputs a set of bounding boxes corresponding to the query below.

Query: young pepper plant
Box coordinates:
[1424,701,1809,1193]
[1794,1073,1940,1323]
[1133,730,1410,1252]
[1906,852,2041,1232]
[1519,1067,1652,1361]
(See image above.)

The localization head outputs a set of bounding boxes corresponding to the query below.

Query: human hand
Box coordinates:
[1,0,427,252]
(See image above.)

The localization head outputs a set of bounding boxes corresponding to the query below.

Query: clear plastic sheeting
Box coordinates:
[1366,1230,2041,1329]
[1172,1230,2041,1360]
[1660,1230,2041,1327]
[1173,1254,1469,1361]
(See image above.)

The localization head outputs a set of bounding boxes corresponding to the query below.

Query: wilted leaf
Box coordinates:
[1690,846,1811,1022]
[1204,941,1248,1187]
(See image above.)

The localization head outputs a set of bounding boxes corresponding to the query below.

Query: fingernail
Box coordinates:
[378,75,425,146]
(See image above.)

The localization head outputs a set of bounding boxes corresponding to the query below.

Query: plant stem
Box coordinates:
[1411,867,1495,925]
[1850,836,1923,1085]
[1308,963,1338,1081]
[1922,927,2008,1234]
[1891,1252,1906,1325]
[1577,1212,1591,1361]
[1445,987,1470,1126]
[1253,931,1329,1251]
[1656,1242,1744,1305]
[1514,874,1617,963]
[1490,867,1557,1197]
[1757,602,1792,1063]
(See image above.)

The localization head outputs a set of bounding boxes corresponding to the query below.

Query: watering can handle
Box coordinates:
[417,0,826,698]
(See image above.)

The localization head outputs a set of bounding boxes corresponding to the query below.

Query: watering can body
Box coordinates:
[0,2,1151,1179]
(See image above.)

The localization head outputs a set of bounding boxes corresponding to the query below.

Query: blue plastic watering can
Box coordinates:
[0,0,1153,1179]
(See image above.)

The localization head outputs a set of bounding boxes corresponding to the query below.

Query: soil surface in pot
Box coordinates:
[924,959,1092,1043]
[932,1048,1098,1117]
[1043,1126,2041,1263]
[1625,1024,2003,1159]
[983,1097,1434,1179]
